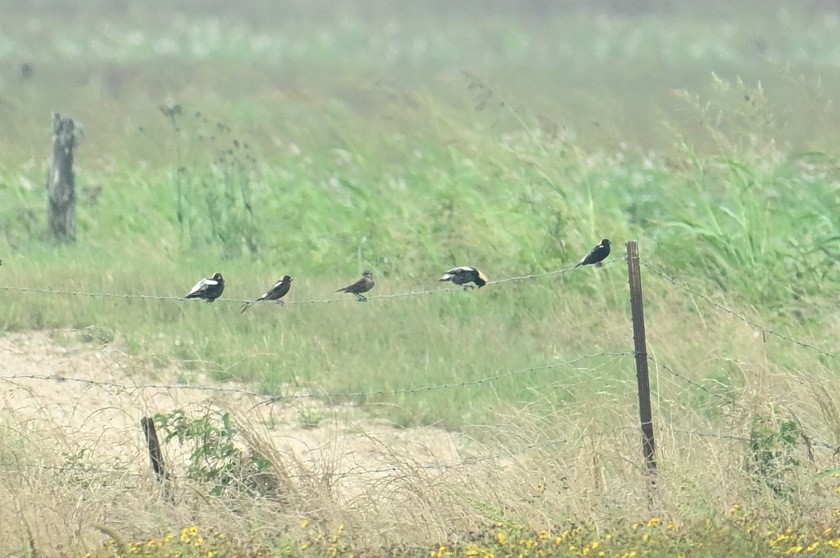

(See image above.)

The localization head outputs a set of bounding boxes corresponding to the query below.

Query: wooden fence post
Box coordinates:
[47,112,79,242]
[141,416,174,503]
[626,241,658,480]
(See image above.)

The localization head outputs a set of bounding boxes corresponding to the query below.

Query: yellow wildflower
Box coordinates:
[647,517,662,527]
[496,532,507,545]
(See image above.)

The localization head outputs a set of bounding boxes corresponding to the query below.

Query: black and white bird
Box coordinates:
[184,272,225,302]
[240,275,292,313]
[336,270,375,302]
[439,266,488,289]
[576,239,611,267]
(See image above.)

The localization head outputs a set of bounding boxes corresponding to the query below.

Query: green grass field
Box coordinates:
[2,1,840,556]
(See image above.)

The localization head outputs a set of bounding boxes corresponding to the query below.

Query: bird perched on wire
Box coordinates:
[241,275,292,312]
[336,270,375,301]
[184,272,225,302]
[576,239,611,267]
[439,266,488,289]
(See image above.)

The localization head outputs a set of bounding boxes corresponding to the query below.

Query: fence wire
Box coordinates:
[0,259,623,307]
[0,351,631,403]
[2,252,840,494]
[641,261,838,362]
[0,424,786,486]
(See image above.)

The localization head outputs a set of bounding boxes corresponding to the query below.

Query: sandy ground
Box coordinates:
[0,330,469,495]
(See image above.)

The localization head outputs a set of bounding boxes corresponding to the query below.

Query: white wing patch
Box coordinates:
[188,278,217,296]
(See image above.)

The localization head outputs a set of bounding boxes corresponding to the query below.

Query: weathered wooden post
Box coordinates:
[141,417,174,503]
[47,112,79,242]
[626,241,658,483]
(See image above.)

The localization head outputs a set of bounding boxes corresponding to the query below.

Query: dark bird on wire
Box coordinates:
[576,239,611,268]
[184,272,225,302]
[336,270,375,302]
[439,266,488,289]
[241,275,293,313]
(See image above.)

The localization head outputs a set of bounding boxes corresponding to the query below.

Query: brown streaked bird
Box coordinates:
[575,239,611,268]
[184,272,225,303]
[241,275,293,313]
[439,266,488,289]
[336,270,375,302]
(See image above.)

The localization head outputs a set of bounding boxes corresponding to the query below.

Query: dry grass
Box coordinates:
[1,280,840,556]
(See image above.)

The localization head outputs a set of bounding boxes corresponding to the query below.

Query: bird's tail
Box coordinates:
[240,301,253,313]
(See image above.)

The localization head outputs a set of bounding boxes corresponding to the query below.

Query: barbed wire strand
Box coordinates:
[640,261,838,362]
[0,351,632,405]
[0,425,763,484]
[0,430,600,483]
[0,258,623,307]
[649,357,838,450]
[647,354,741,409]
[10,422,834,485]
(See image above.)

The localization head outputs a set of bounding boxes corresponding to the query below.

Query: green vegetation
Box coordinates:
[81,518,840,558]
[2,1,840,556]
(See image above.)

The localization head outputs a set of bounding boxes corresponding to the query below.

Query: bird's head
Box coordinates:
[601,239,611,246]
[362,270,373,279]
[213,272,224,282]
[283,275,293,282]
[476,271,489,287]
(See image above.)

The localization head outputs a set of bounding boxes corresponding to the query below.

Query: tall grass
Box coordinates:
[2,1,840,554]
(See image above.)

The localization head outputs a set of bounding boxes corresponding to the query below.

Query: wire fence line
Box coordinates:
[4,253,840,491]
[0,429,607,483]
[647,354,741,409]
[0,424,786,485]
[0,259,622,307]
[0,257,830,370]
[640,261,838,362]
[0,351,632,404]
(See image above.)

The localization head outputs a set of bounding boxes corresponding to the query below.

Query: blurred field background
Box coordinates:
[2,0,840,556]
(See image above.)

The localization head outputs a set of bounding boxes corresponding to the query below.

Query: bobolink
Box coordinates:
[439,266,488,289]
[576,239,611,267]
[241,275,293,312]
[336,270,375,302]
[185,272,225,302]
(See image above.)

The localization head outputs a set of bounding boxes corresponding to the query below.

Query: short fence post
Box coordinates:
[626,241,658,481]
[47,112,79,242]
[141,416,174,503]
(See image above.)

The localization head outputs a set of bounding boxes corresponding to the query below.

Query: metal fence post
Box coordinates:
[626,241,658,479]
